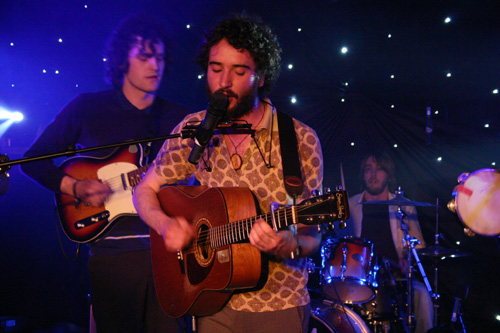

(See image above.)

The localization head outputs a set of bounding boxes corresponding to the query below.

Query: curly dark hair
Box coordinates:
[359,151,397,192]
[196,14,282,97]
[104,14,171,88]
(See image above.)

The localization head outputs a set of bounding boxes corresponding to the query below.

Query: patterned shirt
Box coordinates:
[153,99,323,312]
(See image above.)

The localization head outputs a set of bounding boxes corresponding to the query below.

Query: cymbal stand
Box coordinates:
[397,206,434,333]
[432,198,440,328]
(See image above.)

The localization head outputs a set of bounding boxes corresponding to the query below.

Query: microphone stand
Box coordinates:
[0,121,255,172]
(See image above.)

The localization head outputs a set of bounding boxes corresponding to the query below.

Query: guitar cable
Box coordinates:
[53,205,81,262]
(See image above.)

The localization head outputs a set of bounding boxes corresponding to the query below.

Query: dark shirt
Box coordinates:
[22,89,189,255]
[362,203,400,268]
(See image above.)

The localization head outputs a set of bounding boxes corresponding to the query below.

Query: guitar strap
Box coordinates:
[142,98,163,165]
[277,111,304,198]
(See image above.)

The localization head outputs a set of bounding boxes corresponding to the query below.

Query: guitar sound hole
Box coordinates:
[196,223,213,263]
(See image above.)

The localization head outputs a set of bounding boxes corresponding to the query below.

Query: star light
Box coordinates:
[446,72,452,77]
[288,64,293,70]
[393,144,398,148]
[58,38,63,43]
[341,46,348,54]
[186,25,191,29]
[291,97,297,104]
[390,75,395,79]
[493,89,498,94]
[444,17,452,24]
[350,142,355,146]
[388,34,392,38]
[484,124,490,128]
[103,58,107,62]
[297,28,302,32]
[437,157,442,162]
[55,70,59,74]
[10,42,14,46]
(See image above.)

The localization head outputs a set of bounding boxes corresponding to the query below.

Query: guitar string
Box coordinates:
[183,199,335,251]
[73,166,148,197]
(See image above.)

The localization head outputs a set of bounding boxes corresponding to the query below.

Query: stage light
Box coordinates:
[0,107,24,137]
[0,108,24,122]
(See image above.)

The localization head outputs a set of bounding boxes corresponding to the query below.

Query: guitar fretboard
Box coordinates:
[128,165,150,187]
[208,205,299,249]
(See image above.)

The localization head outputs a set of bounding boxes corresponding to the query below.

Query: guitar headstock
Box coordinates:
[296,190,350,226]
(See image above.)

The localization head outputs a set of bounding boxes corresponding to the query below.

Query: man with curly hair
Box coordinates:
[22,14,189,332]
[134,14,323,332]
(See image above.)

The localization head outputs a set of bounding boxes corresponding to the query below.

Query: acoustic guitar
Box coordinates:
[151,185,350,318]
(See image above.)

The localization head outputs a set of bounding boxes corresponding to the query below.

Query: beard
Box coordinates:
[206,82,260,120]
[365,178,388,196]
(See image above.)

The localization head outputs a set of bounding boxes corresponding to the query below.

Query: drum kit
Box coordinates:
[309,188,475,333]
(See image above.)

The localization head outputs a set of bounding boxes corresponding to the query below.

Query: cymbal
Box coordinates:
[417,245,471,258]
[360,196,438,207]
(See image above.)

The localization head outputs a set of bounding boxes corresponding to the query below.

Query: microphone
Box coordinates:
[426,106,432,145]
[451,283,468,323]
[188,91,229,164]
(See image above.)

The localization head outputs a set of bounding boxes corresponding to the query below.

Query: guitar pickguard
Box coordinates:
[97,162,138,220]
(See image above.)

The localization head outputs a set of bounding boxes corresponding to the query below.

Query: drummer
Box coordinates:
[340,151,433,333]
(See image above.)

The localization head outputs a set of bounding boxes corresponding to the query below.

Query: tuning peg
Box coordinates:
[464,228,475,237]
[339,221,347,229]
[447,199,456,213]
[324,187,331,194]
[317,225,322,233]
[327,222,334,231]
[335,185,343,191]
[312,189,320,197]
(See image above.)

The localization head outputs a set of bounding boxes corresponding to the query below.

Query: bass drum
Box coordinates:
[309,300,371,333]
[453,168,500,236]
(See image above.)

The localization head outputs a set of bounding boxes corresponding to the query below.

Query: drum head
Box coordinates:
[309,300,371,333]
[456,168,500,236]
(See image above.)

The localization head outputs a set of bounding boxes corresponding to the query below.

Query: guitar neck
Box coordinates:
[127,164,150,187]
[209,206,297,249]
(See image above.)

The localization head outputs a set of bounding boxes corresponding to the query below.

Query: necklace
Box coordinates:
[226,103,266,171]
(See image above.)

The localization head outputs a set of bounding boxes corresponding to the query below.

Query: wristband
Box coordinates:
[73,180,79,198]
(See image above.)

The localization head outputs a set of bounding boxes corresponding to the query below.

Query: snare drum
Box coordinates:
[321,237,376,304]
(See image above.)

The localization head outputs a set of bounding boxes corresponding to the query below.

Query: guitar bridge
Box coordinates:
[74,211,110,229]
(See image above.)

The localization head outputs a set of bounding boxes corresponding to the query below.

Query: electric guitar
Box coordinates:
[55,145,148,243]
[151,185,350,318]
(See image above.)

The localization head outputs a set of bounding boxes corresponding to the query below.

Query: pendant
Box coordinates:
[230,153,243,171]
